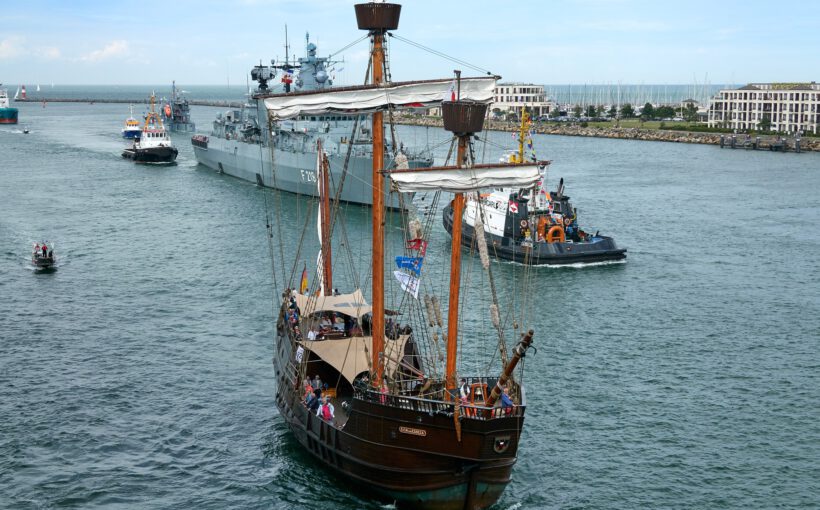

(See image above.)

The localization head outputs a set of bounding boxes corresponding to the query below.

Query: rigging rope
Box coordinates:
[388,33,495,76]
[327,34,370,59]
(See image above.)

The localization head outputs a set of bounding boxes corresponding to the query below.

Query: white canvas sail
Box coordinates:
[389,163,543,193]
[262,77,496,120]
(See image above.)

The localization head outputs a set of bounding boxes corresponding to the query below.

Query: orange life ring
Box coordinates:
[547,225,565,243]
[563,217,571,227]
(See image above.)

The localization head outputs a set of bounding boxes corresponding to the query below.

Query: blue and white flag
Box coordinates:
[393,270,420,300]
[395,256,423,276]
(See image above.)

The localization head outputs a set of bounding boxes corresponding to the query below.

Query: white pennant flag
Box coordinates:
[393,270,420,299]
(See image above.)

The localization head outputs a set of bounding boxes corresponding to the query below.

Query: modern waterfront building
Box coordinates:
[492,83,557,117]
[707,82,820,134]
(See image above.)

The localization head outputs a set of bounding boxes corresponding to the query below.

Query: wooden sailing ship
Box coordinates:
[269,3,540,509]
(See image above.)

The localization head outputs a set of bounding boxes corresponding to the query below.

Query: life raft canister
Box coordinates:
[547,225,566,243]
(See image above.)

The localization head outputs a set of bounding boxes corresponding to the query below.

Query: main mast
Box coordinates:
[355,2,401,387]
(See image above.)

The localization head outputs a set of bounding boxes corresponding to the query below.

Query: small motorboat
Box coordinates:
[32,242,56,269]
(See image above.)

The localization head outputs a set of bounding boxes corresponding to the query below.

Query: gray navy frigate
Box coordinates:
[191,34,432,208]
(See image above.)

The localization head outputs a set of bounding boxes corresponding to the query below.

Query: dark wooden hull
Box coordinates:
[443,203,626,265]
[273,333,524,510]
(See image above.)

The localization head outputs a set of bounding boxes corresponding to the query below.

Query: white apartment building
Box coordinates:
[707,82,820,134]
[492,83,557,117]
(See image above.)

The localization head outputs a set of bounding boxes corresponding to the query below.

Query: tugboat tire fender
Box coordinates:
[547,225,565,243]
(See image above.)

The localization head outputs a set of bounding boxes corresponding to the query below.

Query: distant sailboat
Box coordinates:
[36,84,40,92]
[14,87,19,100]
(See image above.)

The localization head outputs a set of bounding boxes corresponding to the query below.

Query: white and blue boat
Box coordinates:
[121,105,141,139]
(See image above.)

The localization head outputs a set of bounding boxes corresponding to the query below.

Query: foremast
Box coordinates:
[444,72,472,394]
[317,139,333,295]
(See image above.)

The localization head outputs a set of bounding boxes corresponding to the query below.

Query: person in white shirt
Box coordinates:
[307,327,317,341]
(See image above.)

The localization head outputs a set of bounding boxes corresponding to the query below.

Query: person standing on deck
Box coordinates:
[458,378,470,405]
[501,387,514,416]
[317,396,335,422]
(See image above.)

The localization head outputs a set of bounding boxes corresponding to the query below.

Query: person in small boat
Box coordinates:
[41,244,48,257]
[34,243,40,255]
[47,248,53,259]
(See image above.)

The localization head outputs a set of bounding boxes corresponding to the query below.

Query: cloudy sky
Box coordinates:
[1,0,818,86]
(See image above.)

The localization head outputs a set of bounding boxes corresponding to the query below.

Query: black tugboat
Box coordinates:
[443,177,626,265]
[122,93,178,163]
[32,242,55,269]
[443,110,626,266]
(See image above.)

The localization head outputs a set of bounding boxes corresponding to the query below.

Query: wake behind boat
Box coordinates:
[122,94,178,164]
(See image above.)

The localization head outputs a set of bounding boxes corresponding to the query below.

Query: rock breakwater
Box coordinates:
[394,116,820,152]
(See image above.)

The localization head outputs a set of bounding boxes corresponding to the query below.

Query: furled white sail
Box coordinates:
[389,163,543,193]
[263,77,496,120]
[315,147,326,295]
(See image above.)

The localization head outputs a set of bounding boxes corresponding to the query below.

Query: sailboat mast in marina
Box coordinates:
[267,3,540,509]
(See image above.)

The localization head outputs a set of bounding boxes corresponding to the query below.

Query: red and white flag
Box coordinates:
[444,80,456,102]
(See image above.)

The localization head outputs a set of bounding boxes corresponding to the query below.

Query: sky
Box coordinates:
[1,0,818,86]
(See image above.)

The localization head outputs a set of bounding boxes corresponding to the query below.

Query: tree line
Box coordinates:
[547,102,699,121]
